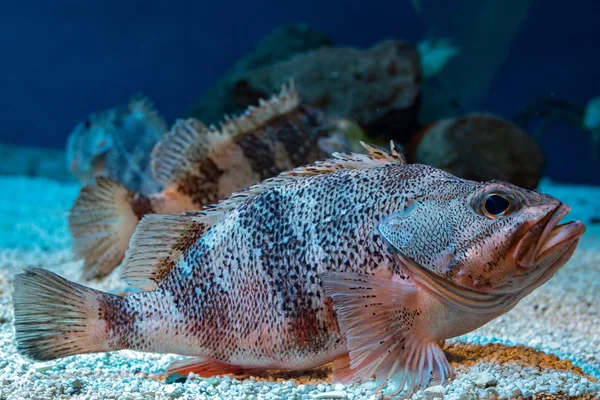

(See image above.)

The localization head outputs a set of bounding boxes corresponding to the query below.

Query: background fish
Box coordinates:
[66,95,168,194]
[69,82,350,280]
[13,143,585,397]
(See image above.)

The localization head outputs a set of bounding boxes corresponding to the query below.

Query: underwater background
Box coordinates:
[1,0,600,184]
[1,1,600,399]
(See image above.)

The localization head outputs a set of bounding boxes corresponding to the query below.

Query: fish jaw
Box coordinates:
[536,221,585,264]
[513,204,580,269]
[505,203,586,293]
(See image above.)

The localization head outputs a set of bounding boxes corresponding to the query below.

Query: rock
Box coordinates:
[405,113,545,189]
[424,384,446,399]
[164,384,176,394]
[333,383,345,391]
[314,390,347,399]
[231,40,421,139]
[71,379,85,395]
[470,371,498,388]
[165,373,187,384]
[185,23,332,125]
[35,365,54,374]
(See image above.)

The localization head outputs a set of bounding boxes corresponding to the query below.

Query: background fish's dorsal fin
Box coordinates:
[218,79,300,137]
[150,118,218,187]
[150,80,301,188]
[120,213,213,290]
[196,141,407,222]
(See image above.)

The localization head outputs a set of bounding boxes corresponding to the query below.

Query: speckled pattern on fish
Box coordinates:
[13,143,585,398]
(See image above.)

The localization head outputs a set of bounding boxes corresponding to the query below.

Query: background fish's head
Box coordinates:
[66,112,115,183]
[378,172,586,297]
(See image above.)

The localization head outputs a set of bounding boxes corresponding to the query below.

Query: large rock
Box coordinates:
[231,40,422,139]
[185,23,332,124]
[405,113,545,189]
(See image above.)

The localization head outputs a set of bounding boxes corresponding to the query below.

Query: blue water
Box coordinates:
[1,1,599,183]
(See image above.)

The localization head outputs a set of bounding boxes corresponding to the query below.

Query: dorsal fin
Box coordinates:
[122,141,406,289]
[120,213,213,290]
[197,140,407,221]
[151,80,300,188]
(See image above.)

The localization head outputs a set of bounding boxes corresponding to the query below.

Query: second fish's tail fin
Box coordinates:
[69,176,153,280]
[13,267,124,360]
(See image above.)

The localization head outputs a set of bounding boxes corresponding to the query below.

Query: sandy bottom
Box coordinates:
[0,175,599,400]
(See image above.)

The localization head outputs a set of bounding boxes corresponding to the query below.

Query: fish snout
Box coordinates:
[513,204,585,270]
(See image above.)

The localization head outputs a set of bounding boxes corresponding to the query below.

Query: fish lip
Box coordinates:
[513,203,584,269]
[537,220,586,258]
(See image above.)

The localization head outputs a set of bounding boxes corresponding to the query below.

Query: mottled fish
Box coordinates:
[66,95,168,194]
[14,143,585,397]
[69,82,349,280]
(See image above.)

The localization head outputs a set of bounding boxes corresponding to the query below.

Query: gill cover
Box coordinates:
[378,200,458,276]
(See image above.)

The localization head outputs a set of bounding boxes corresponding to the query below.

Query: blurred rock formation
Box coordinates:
[404,113,545,189]
[232,40,422,140]
[185,23,332,125]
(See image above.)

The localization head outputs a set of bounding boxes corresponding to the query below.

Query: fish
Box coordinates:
[66,94,168,194]
[68,81,350,280]
[13,142,585,397]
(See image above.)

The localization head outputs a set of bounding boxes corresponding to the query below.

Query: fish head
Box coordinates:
[66,113,114,182]
[378,174,586,298]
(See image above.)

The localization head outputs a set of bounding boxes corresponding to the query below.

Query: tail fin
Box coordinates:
[69,177,153,280]
[13,267,120,360]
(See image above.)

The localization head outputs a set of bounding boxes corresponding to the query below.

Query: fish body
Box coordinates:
[66,95,168,194]
[14,143,585,397]
[69,82,350,279]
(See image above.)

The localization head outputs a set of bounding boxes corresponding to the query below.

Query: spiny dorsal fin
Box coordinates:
[217,79,299,136]
[197,140,407,222]
[360,141,407,165]
[120,213,213,290]
[150,80,300,188]
[150,118,217,187]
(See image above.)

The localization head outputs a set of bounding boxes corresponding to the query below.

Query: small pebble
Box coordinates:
[314,390,347,399]
[424,385,446,399]
[164,384,175,394]
[471,371,498,388]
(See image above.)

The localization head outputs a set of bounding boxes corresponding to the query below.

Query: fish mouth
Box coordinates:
[513,204,586,270]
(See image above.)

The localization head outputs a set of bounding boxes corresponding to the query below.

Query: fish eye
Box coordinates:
[481,192,514,218]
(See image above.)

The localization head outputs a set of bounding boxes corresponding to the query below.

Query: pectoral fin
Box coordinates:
[322,272,452,396]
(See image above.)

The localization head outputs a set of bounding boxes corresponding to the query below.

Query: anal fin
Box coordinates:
[167,357,258,378]
[331,354,354,384]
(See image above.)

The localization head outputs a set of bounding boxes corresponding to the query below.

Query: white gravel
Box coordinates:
[0,175,599,400]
